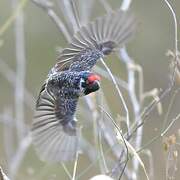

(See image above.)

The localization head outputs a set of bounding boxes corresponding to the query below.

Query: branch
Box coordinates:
[12,0,26,141]
[0,167,10,180]
[31,0,71,42]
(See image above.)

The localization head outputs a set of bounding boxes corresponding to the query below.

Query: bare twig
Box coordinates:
[0,167,10,180]
[120,0,132,11]
[2,109,15,168]
[9,135,31,179]
[61,163,72,180]
[98,0,112,13]
[128,0,179,143]
[60,0,80,33]
[31,0,71,42]
[162,88,180,131]
[94,66,128,90]
[0,59,34,110]
[70,0,81,29]
[100,58,130,133]
[78,0,95,25]
[164,0,178,58]
[161,113,180,137]
[0,0,28,37]
[164,0,179,88]
[99,106,129,179]
[72,151,79,180]
[119,46,141,179]
[12,0,26,141]
[137,112,180,153]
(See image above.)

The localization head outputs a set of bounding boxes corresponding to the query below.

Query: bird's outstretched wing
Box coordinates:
[55,10,137,72]
[31,85,79,162]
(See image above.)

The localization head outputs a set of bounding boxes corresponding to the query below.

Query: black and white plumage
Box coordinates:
[53,10,137,73]
[32,71,100,162]
[32,10,137,162]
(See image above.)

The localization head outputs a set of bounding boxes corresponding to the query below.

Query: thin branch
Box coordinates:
[164,0,178,57]
[2,108,15,168]
[100,58,130,133]
[0,167,10,180]
[0,58,35,110]
[99,106,129,179]
[78,0,95,25]
[162,88,180,131]
[161,113,180,136]
[0,0,28,37]
[12,0,26,141]
[61,163,72,180]
[76,143,114,180]
[72,151,79,180]
[70,0,81,28]
[164,0,179,88]
[61,0,80,33]
[31,0,71,42]
[127,85,173,142]
[94,66,128,90]
[98,95,109,173]
[98,0,112,12]
[120,0,132,11]
[9,135,31,179]
[137,112,180,153]
[117,0,179,174]
[119,47,141,177]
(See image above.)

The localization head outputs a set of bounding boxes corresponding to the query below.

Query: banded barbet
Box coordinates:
[31,10,137,162]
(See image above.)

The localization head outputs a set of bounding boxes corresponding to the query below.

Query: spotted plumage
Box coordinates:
[31,10,137,162]
[32,71,100,161]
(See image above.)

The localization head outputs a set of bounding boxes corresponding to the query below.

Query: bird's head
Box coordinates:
[79,72,101,96]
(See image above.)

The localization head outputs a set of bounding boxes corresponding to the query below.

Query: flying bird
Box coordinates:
[31,10,137,162]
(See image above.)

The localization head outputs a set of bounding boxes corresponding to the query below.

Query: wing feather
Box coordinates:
[56,10,137,71]
[32,86,79,162]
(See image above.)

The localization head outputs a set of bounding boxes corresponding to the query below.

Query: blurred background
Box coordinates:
[0,0,180,179]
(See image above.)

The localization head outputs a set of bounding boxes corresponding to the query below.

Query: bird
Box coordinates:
[31,10,137,162]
